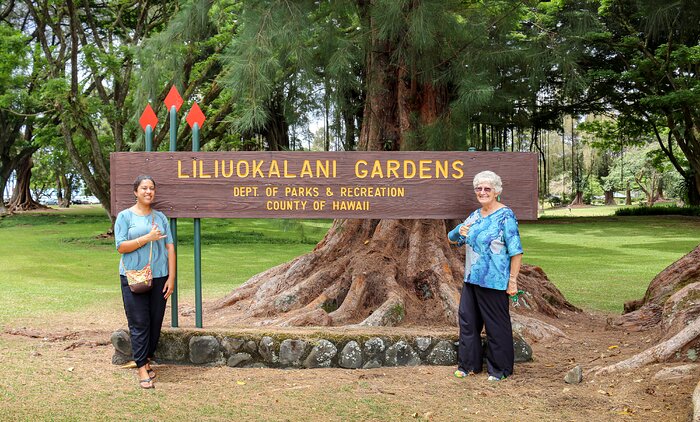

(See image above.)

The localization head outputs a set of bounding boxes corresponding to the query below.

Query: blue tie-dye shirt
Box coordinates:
[448,207,523,291]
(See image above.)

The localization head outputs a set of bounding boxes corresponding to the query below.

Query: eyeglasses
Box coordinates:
[474,186,493,193]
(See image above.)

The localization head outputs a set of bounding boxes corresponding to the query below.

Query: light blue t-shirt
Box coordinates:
[448,207,523,291]
[115,209,173,278]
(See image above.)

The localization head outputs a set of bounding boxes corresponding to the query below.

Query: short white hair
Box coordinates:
[473,170,503,194]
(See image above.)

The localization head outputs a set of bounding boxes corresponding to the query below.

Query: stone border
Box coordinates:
[112,328,533,369]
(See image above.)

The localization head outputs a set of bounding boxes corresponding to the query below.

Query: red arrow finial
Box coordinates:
[164,86,184,112]
[186,102,206,128]
[139,104,158,131]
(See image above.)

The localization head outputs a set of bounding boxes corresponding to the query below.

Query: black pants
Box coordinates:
[120,275,168,368]
[457,282,514,378]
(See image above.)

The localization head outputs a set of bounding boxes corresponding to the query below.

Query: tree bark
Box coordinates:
[569,191,584,206]
[604,190,615,206]
[7,154,44,212]
[596,318,700,375]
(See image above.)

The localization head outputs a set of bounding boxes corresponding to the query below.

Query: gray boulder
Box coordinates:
[363,337,386,361]
[385,341,421,366]
[227,353,253,368]
[304,339,337,368]
[564,365,583,384]
[111,330,132,356]
[415,337,432,353]
[339,341,363,369]
[221,337,246,357]
[513,333,533,363]
[243,340,258,354]
[426,340,457,366]
[279,339,307,367]
[362,359,382,369]
[156,331,189,362]
[189,336,221,365]
[258,336,278,364]
[112,352,132,366]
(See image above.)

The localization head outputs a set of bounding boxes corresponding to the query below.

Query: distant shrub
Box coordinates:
[614,205,700,217]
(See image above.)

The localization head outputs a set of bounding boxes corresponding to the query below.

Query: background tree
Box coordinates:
[0,18,39,214]
[210,0,579,327]
[19,0,177,224]
[583,0,700,204]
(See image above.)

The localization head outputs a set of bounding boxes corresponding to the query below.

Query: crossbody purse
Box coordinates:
[120,215,154,294]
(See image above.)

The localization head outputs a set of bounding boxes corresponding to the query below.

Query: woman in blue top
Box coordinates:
[115,175,175,389]
[448,170,523,381]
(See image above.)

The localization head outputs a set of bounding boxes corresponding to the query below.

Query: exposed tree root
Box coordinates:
[596,318,700,375]
[208,218,579,328]
[511,314,570,343]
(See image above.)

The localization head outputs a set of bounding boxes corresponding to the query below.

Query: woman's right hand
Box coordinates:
[145,225,167,242]
[459,223,471,237]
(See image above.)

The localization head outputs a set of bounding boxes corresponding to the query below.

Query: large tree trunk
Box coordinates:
[209,219,580,328]
[208,1,582,331]
[604,190,615,206]
[569,191,584,206]
[7,155,44,212]
[211,219,464,326]
[210,7,581,328]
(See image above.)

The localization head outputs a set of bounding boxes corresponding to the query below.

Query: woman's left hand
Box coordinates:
[506,281,518,296]
[163,278,175,299]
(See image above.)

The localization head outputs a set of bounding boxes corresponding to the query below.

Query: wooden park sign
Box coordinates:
[110,151,538,220]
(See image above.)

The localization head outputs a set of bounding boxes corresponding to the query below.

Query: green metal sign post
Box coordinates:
[164,86,183,328]
[186,102,206,328]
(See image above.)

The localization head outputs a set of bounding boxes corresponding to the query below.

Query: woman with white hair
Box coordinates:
[448,170,523,381]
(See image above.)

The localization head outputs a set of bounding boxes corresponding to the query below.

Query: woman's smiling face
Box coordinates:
[474,183,497,206]
[134,179,156,205]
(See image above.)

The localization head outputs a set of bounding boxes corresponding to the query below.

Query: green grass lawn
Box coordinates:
[0,206,698,327]
[520,215,700,311]
[0,206,331,327]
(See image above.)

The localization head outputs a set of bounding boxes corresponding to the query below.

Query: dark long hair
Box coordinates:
[133,175,156,192]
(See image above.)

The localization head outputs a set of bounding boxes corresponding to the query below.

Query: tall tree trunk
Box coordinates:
[604,190,615,206]
[626,181,632,205]
[7,155,44,212]
[57,173,71,208]
[210,5,574,328]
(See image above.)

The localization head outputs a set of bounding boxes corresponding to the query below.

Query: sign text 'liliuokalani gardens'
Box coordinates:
[110,151,538,220]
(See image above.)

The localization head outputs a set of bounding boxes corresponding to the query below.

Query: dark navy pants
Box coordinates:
[457,282,514,378]
[120,275,168,368]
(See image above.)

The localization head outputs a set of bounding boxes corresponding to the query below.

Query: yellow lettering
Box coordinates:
[283,160,297,178]
[370,160,384,178]
[215,160,219,178]
[300,160,313,178]
[221,160,234,178]
[419,160,432,179]
[236,160,249,178]
[355,160,368,178]
[452,160,464,179]
[332,160,337,178]
[435,160,448,179]
[403,160,416,178]
[177,160,190,178]
[267,160,280,178]
[316,160,329,178]
[386,160,400,178]
[199,160,211,178]
[253,160,265,177]
[192,159,197,178]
